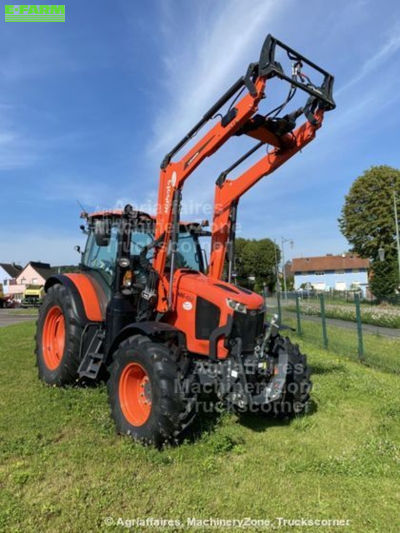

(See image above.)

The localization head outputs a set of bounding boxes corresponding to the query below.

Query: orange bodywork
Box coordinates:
[64,273,104,322]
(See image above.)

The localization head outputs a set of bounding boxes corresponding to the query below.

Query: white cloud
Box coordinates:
[149,0,287,156]
[336,23,400,96]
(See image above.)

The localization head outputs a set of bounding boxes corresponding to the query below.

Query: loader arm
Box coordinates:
[209,108,325,280]
[152,34,335,312]
[152,77,266,311]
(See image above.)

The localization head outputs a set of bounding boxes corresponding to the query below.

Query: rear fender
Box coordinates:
[45,273,105,324]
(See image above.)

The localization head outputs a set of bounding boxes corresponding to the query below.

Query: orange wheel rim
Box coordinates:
[119,362,152,426]
[42,305,66,370]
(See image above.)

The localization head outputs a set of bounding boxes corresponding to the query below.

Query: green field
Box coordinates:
[1,321,400,532]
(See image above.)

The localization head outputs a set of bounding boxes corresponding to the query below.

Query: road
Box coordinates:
[0,309,37,328]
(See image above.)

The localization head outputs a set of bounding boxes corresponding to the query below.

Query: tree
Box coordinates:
[338,165,400,299]
[234,238,280,292]
[369,258,398,302]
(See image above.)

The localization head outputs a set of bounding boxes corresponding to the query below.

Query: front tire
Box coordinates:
[107,335,197,447]
[269,336,312,417]
[35,284,84,386]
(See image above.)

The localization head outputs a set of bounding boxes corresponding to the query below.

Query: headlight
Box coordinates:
[122,271,132,288]
[226,298,247,314]
[119,257,130,268]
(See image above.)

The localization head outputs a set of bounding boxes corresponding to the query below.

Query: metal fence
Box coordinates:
[277,289,400,306]
[265,291,400,374]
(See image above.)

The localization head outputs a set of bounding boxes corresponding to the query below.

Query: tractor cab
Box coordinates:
[77,207,212,352]
[80,208,207,292]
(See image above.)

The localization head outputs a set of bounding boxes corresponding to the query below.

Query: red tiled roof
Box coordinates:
[291,254,370,273]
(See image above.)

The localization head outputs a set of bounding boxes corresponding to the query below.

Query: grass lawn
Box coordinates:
[1,321,400,532]
[5,309,39,316]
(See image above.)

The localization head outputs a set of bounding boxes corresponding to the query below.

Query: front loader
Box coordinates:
[36,35,335,446]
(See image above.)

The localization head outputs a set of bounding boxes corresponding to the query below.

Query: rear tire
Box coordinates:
[35,284,84,386]
[107,335,197,447]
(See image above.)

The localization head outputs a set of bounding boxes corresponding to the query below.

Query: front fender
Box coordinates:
[107,321,186,358]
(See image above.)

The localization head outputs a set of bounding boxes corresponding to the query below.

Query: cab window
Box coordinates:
[130,230,154,259]
[82,225,119,285]
[173,230,203,271]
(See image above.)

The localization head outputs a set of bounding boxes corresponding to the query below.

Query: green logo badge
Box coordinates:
[5,5,65,22]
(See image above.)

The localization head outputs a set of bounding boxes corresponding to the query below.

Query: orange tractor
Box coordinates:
[36,35,335,446]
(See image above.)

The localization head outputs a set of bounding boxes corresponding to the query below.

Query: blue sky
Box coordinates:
[1,0,400,266]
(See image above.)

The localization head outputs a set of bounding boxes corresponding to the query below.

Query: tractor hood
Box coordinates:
[170,269,265,357]
[173,270,264,312]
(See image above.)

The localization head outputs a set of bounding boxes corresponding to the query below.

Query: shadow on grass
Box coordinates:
[310,361,347,375]
[231,398,318,434]
[182,395,225,444]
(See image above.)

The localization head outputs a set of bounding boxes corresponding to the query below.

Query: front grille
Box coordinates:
[195,297,221,340]
[231,310,264,352]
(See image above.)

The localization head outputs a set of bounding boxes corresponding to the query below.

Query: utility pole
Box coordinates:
[273,239,282,324]
[281,237,293,300]
[274,239,280,292]
[394,190,400,286]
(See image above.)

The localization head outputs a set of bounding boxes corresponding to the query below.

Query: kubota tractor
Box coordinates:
[36,35,335,446]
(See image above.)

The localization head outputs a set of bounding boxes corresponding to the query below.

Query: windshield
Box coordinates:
[130,227,203,272]
[130,229,154,258]
[172,230,203,271]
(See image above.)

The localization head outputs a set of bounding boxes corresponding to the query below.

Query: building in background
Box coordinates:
[8,261,54,301]
[0,263,23,295]
[292,254,370,295]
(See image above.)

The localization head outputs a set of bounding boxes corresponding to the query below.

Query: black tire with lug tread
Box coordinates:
[35,283,84,386]
[107,334,197,447]
[269,335,312,418]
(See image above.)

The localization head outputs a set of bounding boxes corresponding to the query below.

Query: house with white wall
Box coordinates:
[8,262,54,300]
[0,263,23,295]
[292,254,370,295]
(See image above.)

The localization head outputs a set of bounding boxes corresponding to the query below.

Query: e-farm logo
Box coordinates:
[5,5,65,22]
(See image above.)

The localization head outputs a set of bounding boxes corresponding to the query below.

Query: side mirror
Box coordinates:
[94,219,111,247]
[74,245,81,254]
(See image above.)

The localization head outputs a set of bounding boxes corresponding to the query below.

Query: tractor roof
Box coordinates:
[85,210,203,228]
